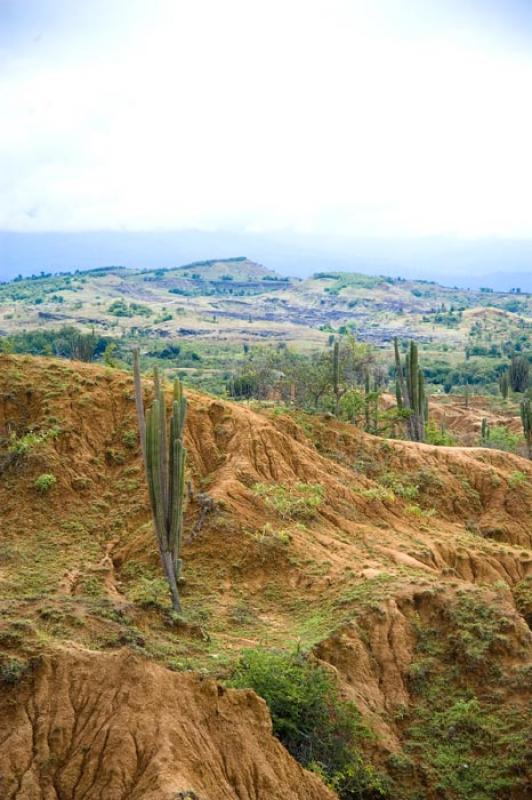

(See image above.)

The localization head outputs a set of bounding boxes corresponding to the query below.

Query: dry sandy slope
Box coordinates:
[0,354,531,798]
[0,649,333,800]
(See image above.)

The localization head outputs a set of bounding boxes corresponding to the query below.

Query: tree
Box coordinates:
[54,326,99,361]
[296,350,332,409]
[340,389,365,424]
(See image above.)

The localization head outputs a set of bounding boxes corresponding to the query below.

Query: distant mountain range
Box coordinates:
[1,258,530,363]
[1,229,531,292]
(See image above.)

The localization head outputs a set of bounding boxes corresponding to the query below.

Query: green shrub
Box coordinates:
[406,699,529,799]
[108,299,152,317]
[447,593,509,667]
[508,470,526,488]
[378,472,419,500]
[8,429,53,455]
[513,577,532,626]
[481,425,521,453]
[251,523,293,547]
[128,576,170,608]
[357,486,395,503]
[252,482,324,520]
[425,421,457,446]
[406,503,437,519]
[34,473,57,494]
[1,657,29,685]
[121,429,138,449]
[230,649,389,798]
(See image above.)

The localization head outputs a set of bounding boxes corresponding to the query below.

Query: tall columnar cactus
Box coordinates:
[132,348,187,612]
[481,417,490,443]
[521,398,532,459]
[364,370,371,432]
[509,356,530,393]
[394,338,426,441]
[332,340,341,416]
[464,380,470,410]
[499,371,509,400]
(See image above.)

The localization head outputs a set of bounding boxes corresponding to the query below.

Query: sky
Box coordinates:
[1,0,532,249]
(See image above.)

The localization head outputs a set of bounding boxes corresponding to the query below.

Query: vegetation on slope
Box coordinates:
[0,354,531,798]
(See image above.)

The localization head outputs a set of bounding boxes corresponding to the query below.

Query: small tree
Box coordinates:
[340,388,365,424]
[132,348,187,612]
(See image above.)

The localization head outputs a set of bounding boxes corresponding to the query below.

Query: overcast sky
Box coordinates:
[1,0,532,240]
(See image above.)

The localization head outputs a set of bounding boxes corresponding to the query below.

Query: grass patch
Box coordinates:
[508,470,527,488]
[252,482,324,521]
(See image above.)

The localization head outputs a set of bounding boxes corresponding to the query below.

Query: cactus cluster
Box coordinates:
[394,338,427,441]
[521,398,532,459]
[133,348,187,612]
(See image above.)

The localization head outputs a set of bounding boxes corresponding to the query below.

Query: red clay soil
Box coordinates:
[0,649,334,800]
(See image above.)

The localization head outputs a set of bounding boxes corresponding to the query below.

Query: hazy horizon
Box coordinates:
[1,229,531,293]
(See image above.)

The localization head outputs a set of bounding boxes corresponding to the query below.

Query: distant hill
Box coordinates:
[0,258,530,364]
[1,230,531,291]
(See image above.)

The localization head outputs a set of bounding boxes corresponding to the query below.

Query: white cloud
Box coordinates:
[1,0,532,237]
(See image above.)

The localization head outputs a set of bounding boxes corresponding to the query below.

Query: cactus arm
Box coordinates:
[394,337,406,409]
[153,367,170,527]
[418,369,426,441]
[147,399,169,550]
[132,347,146,462]
[333,340,341,416]
[169,399,186,566]
[395,379,403,410]
[521,399,532,458]
[410,342,419,415]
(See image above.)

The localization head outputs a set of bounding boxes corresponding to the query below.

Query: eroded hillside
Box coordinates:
[0,354,531,799]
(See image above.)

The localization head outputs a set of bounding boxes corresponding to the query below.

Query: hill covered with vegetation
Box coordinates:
[1,258,530,398]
